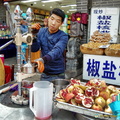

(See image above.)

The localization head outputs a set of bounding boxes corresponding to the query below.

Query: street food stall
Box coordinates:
[0,2,120,120]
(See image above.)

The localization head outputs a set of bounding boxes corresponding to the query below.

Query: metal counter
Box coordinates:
[0,80,116,120]
[0,103,78,120]
[0,82,77,120]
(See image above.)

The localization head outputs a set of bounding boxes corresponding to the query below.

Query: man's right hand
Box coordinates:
[31,23,41,35]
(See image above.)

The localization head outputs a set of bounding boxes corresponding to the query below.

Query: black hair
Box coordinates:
[50,8,65,23]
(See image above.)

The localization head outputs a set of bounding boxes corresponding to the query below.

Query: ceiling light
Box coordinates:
[21,0,40,3]
[69,9,77,11]
[61,4,77,7]
[41,0,62,3]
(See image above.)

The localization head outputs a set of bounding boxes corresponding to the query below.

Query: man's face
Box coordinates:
[48,14,63,33]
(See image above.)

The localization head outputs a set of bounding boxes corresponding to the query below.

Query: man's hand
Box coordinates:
[34,58,44,73]
[31,23,41,35]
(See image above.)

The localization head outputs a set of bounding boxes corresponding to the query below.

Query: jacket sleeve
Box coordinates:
[31,30,41,52]
[47,34,69,61]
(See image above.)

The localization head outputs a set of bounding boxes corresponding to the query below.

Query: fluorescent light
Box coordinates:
[41,0,62,3]
[21,0,40,3]
[61,4,77,7]
[69,9,77,11]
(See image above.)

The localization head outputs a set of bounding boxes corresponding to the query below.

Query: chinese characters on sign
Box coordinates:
[93,9,111,33]
[87,59,118,80]
[90,8,119,43]
[83,54,120,85]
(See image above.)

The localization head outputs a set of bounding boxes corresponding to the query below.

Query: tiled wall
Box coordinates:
[92,0,120,7]
[76,0,120,12]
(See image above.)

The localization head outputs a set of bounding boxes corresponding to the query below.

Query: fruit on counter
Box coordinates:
[86,78,107,91]
[64,93,75,102]
[72,87,84,95]
[79,83,88,91]
[85,87,99,97]
[104,106,112,113]
[55,78,120,114]
[88,78,106,86]
[92,104,103,111]
[74,93,85,104]
[94,96,106,108]
[69,99,77,106]
[107,85,117,93]
[82,97,94,108]
[66,85,74,93]
[55,94,66,102]
[59,89,68,99]
[70,78,81,85]
[110,92,118,102]
[99,91,110,100]
[106,98,112,106]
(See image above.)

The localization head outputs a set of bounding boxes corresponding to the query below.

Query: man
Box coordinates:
[31,8,69,81]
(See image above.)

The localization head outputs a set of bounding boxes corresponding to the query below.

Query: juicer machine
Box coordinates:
[2,2,37,105]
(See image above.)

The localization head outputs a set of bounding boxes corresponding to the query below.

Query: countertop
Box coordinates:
[0,81,116,120]
[0,82,77,120]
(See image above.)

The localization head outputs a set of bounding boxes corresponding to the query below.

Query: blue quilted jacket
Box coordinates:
[31,27,69,74]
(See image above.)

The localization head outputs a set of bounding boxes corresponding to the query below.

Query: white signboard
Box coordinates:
[83,54,120,85]
[90,8,120,43]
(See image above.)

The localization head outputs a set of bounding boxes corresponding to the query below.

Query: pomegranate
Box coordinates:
[72,87,84,95]
[99,91,110,100]
[92,104,103,111]
[66,85,74,93]
[82,97,94,108]
[75,93,85,104]
[86,79,107,91]
[69,99,77,105]
[106,98,112,106]
[70,78,81,85]
[85,87,99,97]
[64,93,75,102]
[110,92,118,102]
[59,89,68,99]
[79,83,88,91]
[86,78,101,86]
[107,85,117,93]
[104,106,112,113]
[56,98,66,102]
[95,96,106,108]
